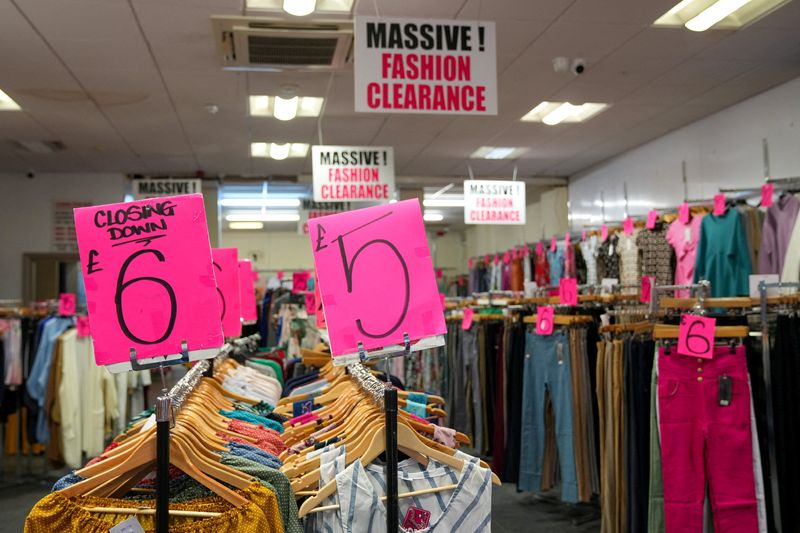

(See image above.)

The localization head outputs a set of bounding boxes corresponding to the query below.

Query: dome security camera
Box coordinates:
[572,58,586,75]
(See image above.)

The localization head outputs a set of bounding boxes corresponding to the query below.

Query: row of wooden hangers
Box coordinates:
[278,359,501,518]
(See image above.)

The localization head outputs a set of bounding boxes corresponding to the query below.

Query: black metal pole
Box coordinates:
[384,386,398,533]
[155,391,170,533]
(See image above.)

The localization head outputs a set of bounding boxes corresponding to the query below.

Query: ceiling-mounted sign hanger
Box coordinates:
[131,178,202,200]
[353,17,497,115]
[73,194,223,372]
[463,180,526,225]
[312,146,395,202]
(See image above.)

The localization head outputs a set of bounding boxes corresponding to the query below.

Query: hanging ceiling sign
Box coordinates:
[312,146,395,202]
[299,199,351,235]
[354,16,497,115]
[132,179,202,200]
[463,180,526,225]
[212,248,242,338]
[308,199,446,364]
[238,259,258,324]
[73,193,223,372]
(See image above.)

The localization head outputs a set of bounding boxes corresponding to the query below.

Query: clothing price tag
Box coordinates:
[484,254,490,264]
[559,278,578,306]
[646,210,658,230]
[308,199,446,357]
[76,316,91,337]
[461,308,474,330]
[437,268,444,278]
[536,306,555,335]
[677,314,716,360]
[718,375,732,406]
[58,293,76,316]
[564,232,571,247]
[678,203,690,224]
[73,194,223,371]
[684,227,692,243]
[402,507,431,530]
[536,242,544,256]
[109,516,146,533]
[502,252,510,265]
[439,293,446,311]
[494,254,500,265]
[581,229,587,241]
[212,248,242,338]
[277,271,284,280]
[640,276,654,304]
[467,258,473,269]
[305,292,316,315]
[523,245,530,257]
[713,194,726,216]
[238,260,258,323]
[761,183,774,208]
[600,224,609,242]
[293,271,311,292]
[293,399,315,417]
[550,236,557,252]
[623,217,634,235]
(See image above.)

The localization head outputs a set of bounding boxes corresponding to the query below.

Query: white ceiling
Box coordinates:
[0,0,799,179]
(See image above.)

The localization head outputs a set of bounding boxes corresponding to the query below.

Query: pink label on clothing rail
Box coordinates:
[581,229,587,241]
[623,217,634,235]
[536,242,544,256]
[678,203,690,224]
[559,278,578,306]
[277,271,284,280]
[677,314,716,360]
[238,260,258,322]
[761,183,774,208]
[212,248,242,338]
[76,316,91,337]
[58,293,76,316]
[293,271,310,292]
[646,210,658,230]
[439,293,446,311]
[461,307,474,330]
[308,199,446,356]
[713,194,726,216]
[305,291,316,315]
[640,276,654,304]
[536,306,555,335]
[550,236,557,252]
[73,194,223,369]
[600,224,608,242]
[502,252,510,265]
[314,278,326,328]
[564,232,571,247]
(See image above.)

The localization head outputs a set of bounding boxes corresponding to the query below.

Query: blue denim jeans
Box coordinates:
[519,330,578,502]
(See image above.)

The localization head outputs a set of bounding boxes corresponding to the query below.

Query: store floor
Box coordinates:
[1,477,600,532]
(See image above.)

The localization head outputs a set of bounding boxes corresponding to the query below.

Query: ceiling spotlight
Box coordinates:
[205,104,219,115]
[283,0,316,16]
[270,143,291,160]
[273,96,299,121]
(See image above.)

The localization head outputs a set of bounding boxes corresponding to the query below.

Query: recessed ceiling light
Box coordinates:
[229,221,265,230]
[226,212,301,222]
[0,89,21,111]
[245,0,353,13]
[249,96,324,118]
[653,0,791,30]
[250,142,310,159]
[470,147,527,160]
[423,212,444,222]
[521,101,609,125]
[283,0,316,16]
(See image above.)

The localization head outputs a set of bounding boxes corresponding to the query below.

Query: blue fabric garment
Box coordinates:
[282,369,320,396]
[291,379,328,397]
[220,409,284,434]
[28,317,74,443]
[402,400,428,419]
[227,441,283,469]
[547,247,565,286]
[259,292,271,347]
[407,392,428,405]
[52,471,84,491]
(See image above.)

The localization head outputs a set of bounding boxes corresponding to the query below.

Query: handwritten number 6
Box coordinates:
[685,320,710,355]
[115,249,176,344]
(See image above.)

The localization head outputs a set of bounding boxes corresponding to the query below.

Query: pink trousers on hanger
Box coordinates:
[658,345,758,533]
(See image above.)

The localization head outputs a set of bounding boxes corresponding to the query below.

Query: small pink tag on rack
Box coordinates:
[536,242,544,256]
[502,252,510,265]
[314,280,326,328]
[713,194,726,216]
[461,308,474,330]
[536,306,555,335]
[76,316,91,337]
[582,229,587,241]
[494,254,500,265]
[277,271,284,280]
[58,293,76,316]
[550,236,557,252]
[484,254,490,264]
[468,258,473,269]
[305,292,316,315]
[436,268,443,279]
[559,278,578,306]
[564,232,571,247]
[293,271,310,292]
[600,224,609,242]
[523,245,530,257]
[678,203,690,224]
[402,507,431,530]
[646,210,658,230]
[623,217,634,235]
[439,293,446,311]
[761,183,774,207]
[640,276,654,304]
[677,314,716,360]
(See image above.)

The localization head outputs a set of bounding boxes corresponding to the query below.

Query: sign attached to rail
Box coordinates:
[312,146,395,202]
[73,193,223,372]
[463,180,526,225]
[212,248,242,338]
[354,16,497,115]
[308,199,446,363]
[238,259,258,324]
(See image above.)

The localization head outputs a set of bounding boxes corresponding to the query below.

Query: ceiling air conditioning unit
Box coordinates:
[211,15,353,71]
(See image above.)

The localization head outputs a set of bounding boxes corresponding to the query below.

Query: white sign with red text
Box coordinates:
[354,16,497,115]
[312,146,395,203]
[463,180,525,225]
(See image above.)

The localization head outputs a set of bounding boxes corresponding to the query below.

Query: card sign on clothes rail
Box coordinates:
[640,276,655,304]
[238,260,258,324]
[559,278,578,306]
[312,146,395,202]
[308,199,446,362]
[73,194,223,372]
[212,248,242,338]
[678,314,716,360]
[305,292,316,315]
[58,293,76,316]
[293,271,311,292]
[536,306,555,336]
[461,308,474,330]
[76,316,91,337]
[463,180,525,225]
[354,16,497,115]
[761,183,774,208]
[314,278,326,328]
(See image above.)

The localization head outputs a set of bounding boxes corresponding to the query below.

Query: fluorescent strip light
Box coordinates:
[249,96,270,116]
[220,198,301,208]
[251,142,268,157]
[0,89,21,111]
[542,102,579,126]
[273,96,299,121]
[283,0,316,16]
[229,222,265,230]
[226,213,301,222]
[470,146,527,160]
[423,198,465,208]
[423,212,444,222]
[685,0,752,30]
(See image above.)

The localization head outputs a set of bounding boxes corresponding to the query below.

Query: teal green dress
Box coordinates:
[693,209,752,296]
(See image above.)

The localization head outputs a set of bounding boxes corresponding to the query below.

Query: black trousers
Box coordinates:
[625,338,654,533]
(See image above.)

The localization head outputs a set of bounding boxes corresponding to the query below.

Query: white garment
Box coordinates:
[781,211,800,282]
[2,319,22,385]
[581,235,599,285]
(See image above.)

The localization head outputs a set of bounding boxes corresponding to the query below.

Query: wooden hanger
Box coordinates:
[523,314,593,326]
[599,321,654,335]
[659,296,753,309]
[653,324,749,339]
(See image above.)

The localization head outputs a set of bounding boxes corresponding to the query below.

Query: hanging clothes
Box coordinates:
[597,235,620,282]
[759,193,800,275]
[617,230,640,290]
[636,225,675,288]
[666,215,704,297]
[693,209,752,297]
[582,235,600,285]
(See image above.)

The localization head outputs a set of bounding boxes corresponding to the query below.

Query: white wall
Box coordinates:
[220,230,314,273]
[569,76,800,225]
[0,172,126,299]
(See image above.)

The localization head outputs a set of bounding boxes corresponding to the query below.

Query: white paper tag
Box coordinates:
[110,517,146,533]
[684,227,691,243]
[601,278,618,294]
[524,281,538,297]
[141,414,157,432]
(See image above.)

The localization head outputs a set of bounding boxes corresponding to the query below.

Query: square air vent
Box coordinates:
[211,15,352,71]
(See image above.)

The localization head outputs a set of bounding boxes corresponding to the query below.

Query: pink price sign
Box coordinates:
[678,314,716,359]
[761,183,774,208]
[238,260,258,323]
[713,194,726,216]
[678,203,691,224]
[308,199,446,356]
[76,316,91,337]
[293,271,311,292]
[58,293,76,316]
[600,224,609,242]
[305,292,316,315]
[646,210,659,230]
[623,217,634,235]
[212,248,242,338]
[461,308,474,330]
[640,276,655,304]
[536,306,555,336]
[73,194,223,370]
[559,278,578,306]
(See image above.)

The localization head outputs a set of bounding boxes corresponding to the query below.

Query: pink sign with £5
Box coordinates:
[308,199,446,357]
[73,194,223,371]
[238,259,258,323]
[212,248,242,338]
